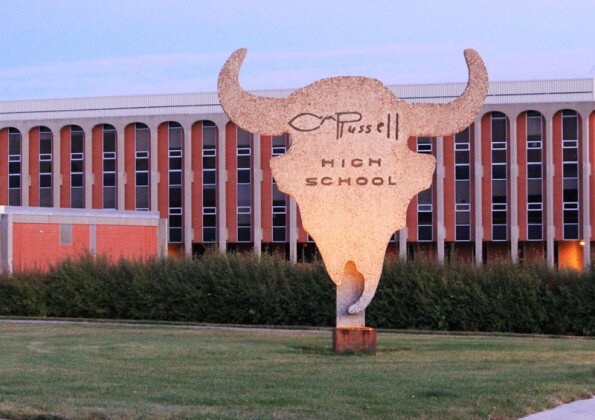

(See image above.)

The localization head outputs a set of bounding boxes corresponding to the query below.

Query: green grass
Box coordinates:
[0,322,593,419]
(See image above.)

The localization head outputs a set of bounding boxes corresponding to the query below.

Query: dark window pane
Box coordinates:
[492,225,507,241]
[492,180,506,198]
[203,171,216,184]
[527,164,542,179]
[528,210,542,224]
[238,213,251,226]
[136,172,149,186]
[40,162,52,173]
[563,116,577,140]
[169,157,182,170]
[528,225,542,240]
[564,224,578,240]
[418,225,432,241]
[238,156,251,168]
[493,211,507,224]
[203,126,217,147]
[203,156,216,169]
[527,149,541,162]
[103,173,116,187]
[71,160,83,173]
[9,162,20,174]
[492,165,506,179]
[9,176,20,189]
[136,159,148,171]
[71,188,84,208]
[169,227,182,243]
[40,138,52,154]
[9,189,20,206]
[563,148,577,162]
[40,188,52,207]
[456,166,470,180]
[273,213,286,226]
[169,187,182,207]
[456,225,470,241]
[169,215,182,227]
[103,159,116,172]
[238,169,251,184]
[455,180,470,204]
[203,227,216,242]
[238,184,251,207]
[563,188,578,202]
[203,214,216,227]
[169,171,182,186]
[456,211,470,224]
[238,227,251,242]
[71,174,83,187]
[455,151,469,164]
[273,227,286,242]
[563,163,578,178]
[492,149,506,163]
[491,117,506,141]
[418,212,432,225]
[203,186,216,207]
[237,128,251,147]
[40,174,52,188]
[103,187,116,208]
[136,186,149,209]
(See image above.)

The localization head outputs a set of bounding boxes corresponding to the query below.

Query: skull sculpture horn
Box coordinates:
[218,48,488,327]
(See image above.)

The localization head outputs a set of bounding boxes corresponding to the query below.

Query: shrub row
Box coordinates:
[0,253,593,335]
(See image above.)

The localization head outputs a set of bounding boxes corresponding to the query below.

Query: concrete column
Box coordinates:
[50,124,61,208]
[20,125,30,207]
[545,116,554,268]
[289,196,297,263]
[473,117,483,266]
[581,113,591,269]
[399,227,408,260]
[149,124,159,212]
[183,126,192,256]
[436,136,445,262]
[216,121,228,253]
[509,116,519,262]
[116,124,126,210]
[253,134,262,256]
[83,125,93,209]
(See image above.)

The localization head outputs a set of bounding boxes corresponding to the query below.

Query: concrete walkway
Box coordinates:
[521,396,595,420]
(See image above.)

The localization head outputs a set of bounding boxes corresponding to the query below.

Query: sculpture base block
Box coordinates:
[332,327,377,355]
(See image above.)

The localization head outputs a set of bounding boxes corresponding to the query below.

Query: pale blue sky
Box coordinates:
[1,0,595,100]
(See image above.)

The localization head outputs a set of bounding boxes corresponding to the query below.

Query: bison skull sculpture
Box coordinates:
[218,48,488,326]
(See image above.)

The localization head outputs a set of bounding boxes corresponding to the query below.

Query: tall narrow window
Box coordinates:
[416,137,433,241]
[491,112,508,241]
[237,128,252,242]
[102,125,116,209]
[168,122,183,243]
[70,126,84,208]
[272,134,288,242]
[135,123,149,211]
[39,126,52,207]
[562,110,579,240]
[526,111,543,240]
[454,127,471,241]
[202,121,217,242]
[8,128,21,206]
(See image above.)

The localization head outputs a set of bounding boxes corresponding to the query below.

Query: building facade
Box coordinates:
[1,78,594,270]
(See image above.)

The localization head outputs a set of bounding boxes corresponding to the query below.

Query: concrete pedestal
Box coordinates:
[332,327,377,354]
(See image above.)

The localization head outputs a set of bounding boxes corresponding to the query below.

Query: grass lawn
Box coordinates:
[0,321,593,419]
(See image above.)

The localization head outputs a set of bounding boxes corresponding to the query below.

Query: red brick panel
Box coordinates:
[12,223,89,272]
[95,225,157,261]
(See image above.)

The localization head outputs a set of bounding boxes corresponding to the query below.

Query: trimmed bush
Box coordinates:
[0,253,593,335]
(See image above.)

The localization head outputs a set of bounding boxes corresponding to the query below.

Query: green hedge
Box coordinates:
[0,253,593,335]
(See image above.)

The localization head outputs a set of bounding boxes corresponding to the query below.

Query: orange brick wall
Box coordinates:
[12,223,89,272]
[95,225,157,260]
[11,221,158,272]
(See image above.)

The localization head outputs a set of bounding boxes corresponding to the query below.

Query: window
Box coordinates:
[102,125,116,209]
[39,126,52,207]
[8,128,21,206]
[491,113,507,240]
[526,111,543,240]
[272,134,288,242]
[562,110,579,240]
[237,127,252,242]
[135,123,150,211]
[416,137,433,241]
[168,122,183,243]
[202,121,217,242]
[454,127,471,241]
[70,126,84,208]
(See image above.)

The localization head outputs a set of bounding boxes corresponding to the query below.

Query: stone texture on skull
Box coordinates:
[218,48,488,325]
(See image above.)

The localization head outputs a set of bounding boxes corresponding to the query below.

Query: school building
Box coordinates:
[1,78,594,270]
